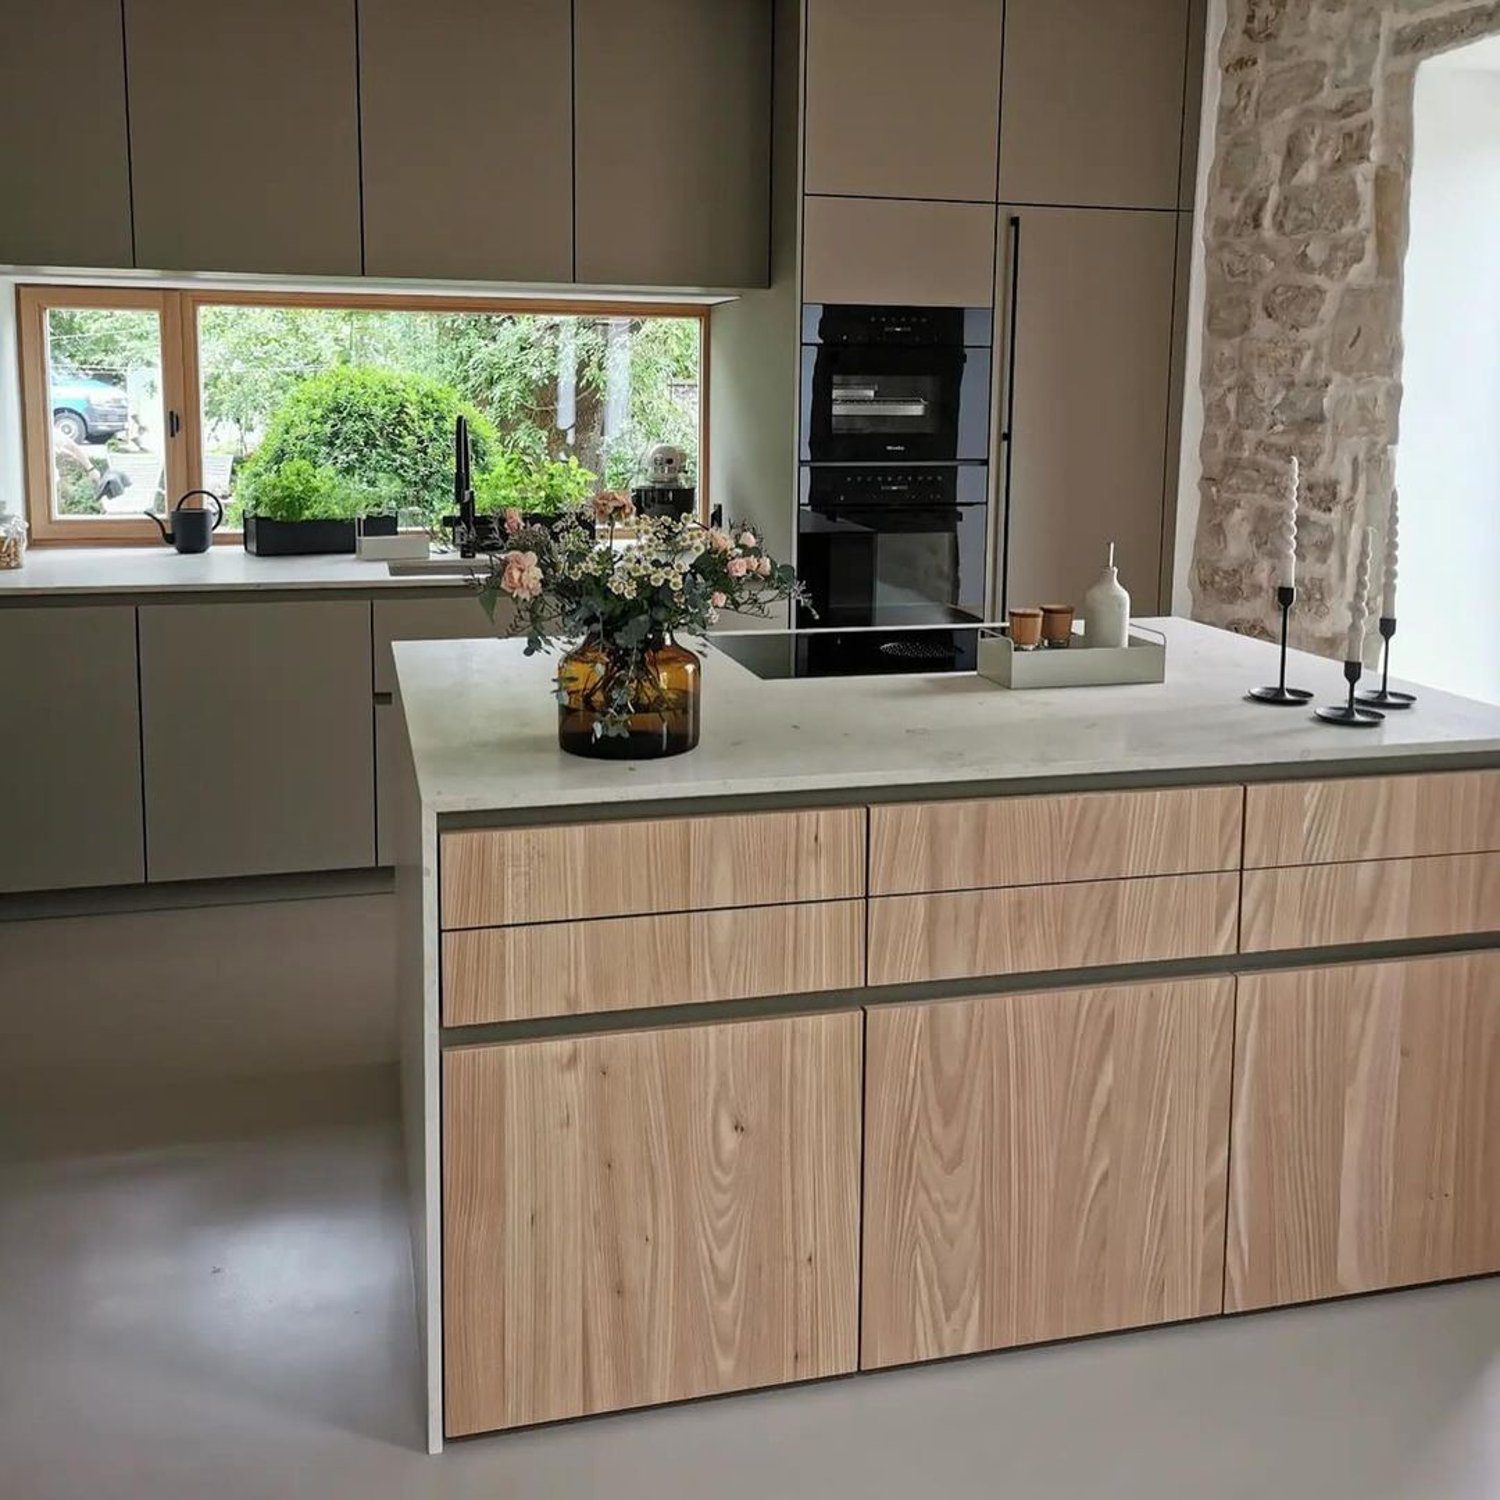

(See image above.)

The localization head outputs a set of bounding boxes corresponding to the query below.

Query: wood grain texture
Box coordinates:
[1226,952,1500,1312]
[1244,771,1500,869]
[867,873,1239,987]
[869,786,1242,896]
[442,1013,861,1435]
[1240,853,1500,953]
[862,978,1232,1368]
[440,808,865,929]
[442,900,865,1025]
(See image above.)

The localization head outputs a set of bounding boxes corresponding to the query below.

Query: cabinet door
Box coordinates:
[863,978,1231,1370]
[442,1012,861,1435]
[804,0,1002,202]
[0,606,143,893]
[139,601,374,882]
[124,0,361,274]
[1227,953,1500,1313]
[359,0,572,282]
[998,207,1176,612]
[999,0,1189,209]
[574,0,772,287]
[0,2,133,268]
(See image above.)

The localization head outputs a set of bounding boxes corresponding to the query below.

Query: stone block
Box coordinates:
[1327,284,1399,375]
[1393,3,1500,59]
[1273,173,1363,235]
[1258,60,1330,119]
[1263,281,1328,329]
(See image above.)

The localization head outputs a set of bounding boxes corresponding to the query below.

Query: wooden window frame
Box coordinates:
[16,284,711,547]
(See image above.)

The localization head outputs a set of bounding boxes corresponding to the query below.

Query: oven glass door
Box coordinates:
[801,344,990,463]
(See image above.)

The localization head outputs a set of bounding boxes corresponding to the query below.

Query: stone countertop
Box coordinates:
[0,546,481,598]
[393,617,1500,817]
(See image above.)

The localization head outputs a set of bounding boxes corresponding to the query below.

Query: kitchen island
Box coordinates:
[394,617,1500,1452]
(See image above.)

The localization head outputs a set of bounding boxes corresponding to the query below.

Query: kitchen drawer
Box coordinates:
[867,872,1238,987]
[443,900,865,1026]
[870,785,1242,896]
[1240,852,1500,953]
[1244,770,1500,869]
[440,808,865,929]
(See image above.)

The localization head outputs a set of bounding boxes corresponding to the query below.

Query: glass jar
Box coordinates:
[557,632,701,760]
[0,514,26,570]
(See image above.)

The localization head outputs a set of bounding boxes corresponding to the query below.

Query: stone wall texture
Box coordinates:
[1193,0,1500,655]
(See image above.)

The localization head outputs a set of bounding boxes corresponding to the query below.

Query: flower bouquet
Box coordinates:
[478,490,807,759]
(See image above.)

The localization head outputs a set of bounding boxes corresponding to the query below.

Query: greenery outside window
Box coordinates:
[16,287,707,545]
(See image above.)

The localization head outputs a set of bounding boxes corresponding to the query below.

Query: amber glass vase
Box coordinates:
[556,633,702,759]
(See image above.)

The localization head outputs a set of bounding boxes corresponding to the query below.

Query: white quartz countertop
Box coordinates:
[393,617,1500,816]
[0,546,476,597]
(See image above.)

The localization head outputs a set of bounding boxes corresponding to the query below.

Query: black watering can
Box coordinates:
[148,490,224,554]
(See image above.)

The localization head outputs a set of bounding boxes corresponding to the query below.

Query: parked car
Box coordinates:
[50,359,129,444]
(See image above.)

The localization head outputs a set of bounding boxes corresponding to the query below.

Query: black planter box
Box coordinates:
[243,514,398,557]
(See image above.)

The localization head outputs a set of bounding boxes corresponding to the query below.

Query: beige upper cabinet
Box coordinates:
[124,0,362,275]
[998,206,1176,612]
[804,0,1002,202]
[359,0,573,282]
[574,0,772,287]
[0,3,134,268]
[999,0,1190,209]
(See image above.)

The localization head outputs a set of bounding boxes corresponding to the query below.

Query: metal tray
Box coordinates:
[977,624,1166,689]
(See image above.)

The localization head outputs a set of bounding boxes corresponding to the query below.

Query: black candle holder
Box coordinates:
[1355,616,1416,710]
[1316,658,1385,727]
[1247,585,1313,705]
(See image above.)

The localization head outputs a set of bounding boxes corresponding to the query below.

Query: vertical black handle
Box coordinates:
[167,409,181,438]
[997,214,1022,617]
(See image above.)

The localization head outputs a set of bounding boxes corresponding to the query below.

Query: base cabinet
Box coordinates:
[861,978,1232,1369]
[442,1011,862,1436]
[1226,952,1500,1313]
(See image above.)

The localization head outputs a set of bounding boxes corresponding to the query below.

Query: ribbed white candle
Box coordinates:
[1275,456,1298,591]
[1381,486,1399,619]
[1346,525,1374,661]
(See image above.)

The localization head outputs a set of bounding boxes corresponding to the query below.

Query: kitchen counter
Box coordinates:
[0,545,481,598]
[395,615,1500,817]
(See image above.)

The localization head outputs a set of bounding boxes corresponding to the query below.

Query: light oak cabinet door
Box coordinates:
[998,0,1190,209]
[0,2,133,268]
[1227,953,1500,1313]
[139,601,374,881]
[442,1012,861,1435]
[998,207,1176,612]
[863,978,1232,1369]
[359,0,573,282]
[0,606,143,893]
[124,0,361,274]
[804,0,1002,202]
[574,0,772,287]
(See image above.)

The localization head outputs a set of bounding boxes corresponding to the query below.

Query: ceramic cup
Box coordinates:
[1008,607,1043,651]
[1041,604,1075,648]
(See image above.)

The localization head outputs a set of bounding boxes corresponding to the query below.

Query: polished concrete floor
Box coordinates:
[2,1081,1497,1500]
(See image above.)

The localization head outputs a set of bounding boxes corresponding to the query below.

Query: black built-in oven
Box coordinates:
[801,304,991,464]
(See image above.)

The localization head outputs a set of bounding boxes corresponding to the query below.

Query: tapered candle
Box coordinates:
[1381,486,1399,619]
[1346,524,1374,661]
[1275,456,1299,591]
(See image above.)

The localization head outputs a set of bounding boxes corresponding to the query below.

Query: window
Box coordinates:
[17,287,707,544]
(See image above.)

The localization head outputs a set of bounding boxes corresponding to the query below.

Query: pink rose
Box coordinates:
[591,489,636,522]
[756,555,772,576]
[726,555,751,579]
[503,507,524,536]
[710,590,727,609]
[738,530,757,548]
[708,529,733,552]
[499,549,543,601]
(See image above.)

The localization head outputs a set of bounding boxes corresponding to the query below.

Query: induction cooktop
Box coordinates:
[710,622,988,680]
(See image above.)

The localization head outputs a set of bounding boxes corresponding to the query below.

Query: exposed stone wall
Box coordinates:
[1192,0,1500,655]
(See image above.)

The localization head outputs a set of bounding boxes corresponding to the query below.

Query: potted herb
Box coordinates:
[239,460,399,556]
[479,493,805,760]
[472,453,596,544]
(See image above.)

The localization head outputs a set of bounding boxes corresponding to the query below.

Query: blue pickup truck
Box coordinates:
[50,359,130,444]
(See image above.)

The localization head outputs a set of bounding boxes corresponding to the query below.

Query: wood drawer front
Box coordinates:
[870,785,1242,896]
[441,808,864,928]
[1244,770,1500,868]
[1240,853,1500,953]
[442,1012,862,1435]
[863,978,1231,1368]
[867,873,1239,987]
[443,901,865,1026]
[1226,952,1500,1312]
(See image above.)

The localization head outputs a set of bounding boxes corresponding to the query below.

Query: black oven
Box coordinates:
[796,465,989,629]
[800,304,992,464]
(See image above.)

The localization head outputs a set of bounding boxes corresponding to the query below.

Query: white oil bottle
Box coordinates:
[1082,541,1130,648]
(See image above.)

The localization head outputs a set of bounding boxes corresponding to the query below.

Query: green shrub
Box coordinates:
[472,452,596,516]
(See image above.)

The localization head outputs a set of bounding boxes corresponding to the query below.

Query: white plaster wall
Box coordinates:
[1396,59,1500,703]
